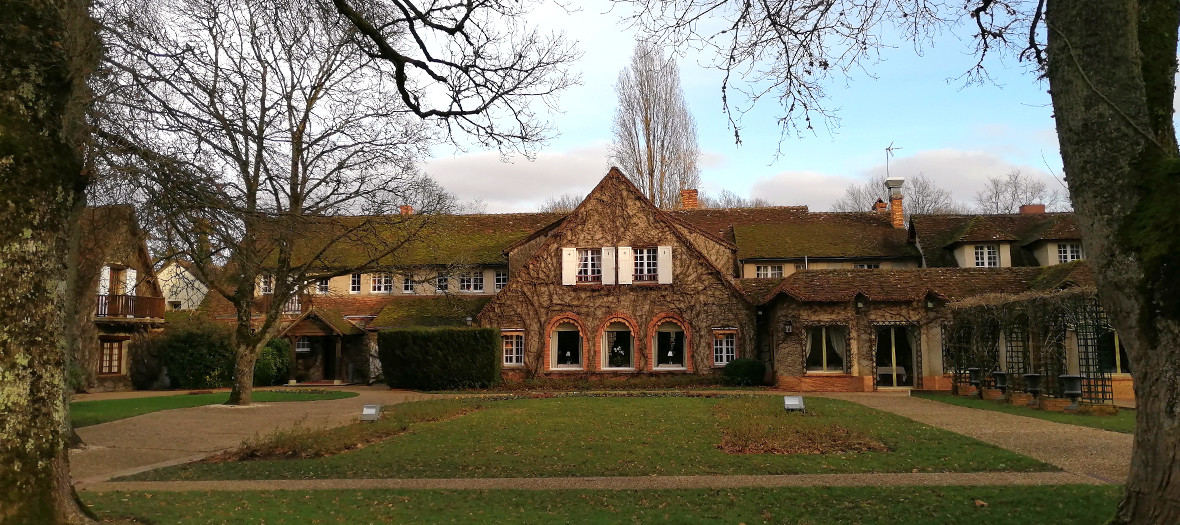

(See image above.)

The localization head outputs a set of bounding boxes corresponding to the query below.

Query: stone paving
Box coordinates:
[71,388,1134,492]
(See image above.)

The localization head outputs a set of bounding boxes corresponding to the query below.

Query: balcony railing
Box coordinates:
[95,295,165,320]
[256,294,308,315]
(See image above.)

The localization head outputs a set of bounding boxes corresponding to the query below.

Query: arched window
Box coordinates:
[550,320,583,369]
[654,320,687,368]
[602,321,634,369]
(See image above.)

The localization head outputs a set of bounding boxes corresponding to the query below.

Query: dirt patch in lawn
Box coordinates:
[713,399,889,455]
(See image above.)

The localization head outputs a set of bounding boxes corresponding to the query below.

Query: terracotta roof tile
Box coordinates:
[763,268,1048,304]
[911,213,1080,267]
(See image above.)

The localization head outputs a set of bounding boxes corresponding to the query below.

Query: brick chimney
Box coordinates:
[680,189,699,210]
[872,198,887,213]
[399,205,414,215]
[884,177,905,228]
[1019,204,1046,215]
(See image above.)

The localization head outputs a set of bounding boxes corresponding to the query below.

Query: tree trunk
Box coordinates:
[0,0,99,522]
[227,343,261,405]
[1045,1,1180,522]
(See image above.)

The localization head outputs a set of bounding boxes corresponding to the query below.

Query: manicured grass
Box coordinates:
[126,396,1052,481]
[913,392,1135,434]
[70,390,359,428]
[84,485,1121,524]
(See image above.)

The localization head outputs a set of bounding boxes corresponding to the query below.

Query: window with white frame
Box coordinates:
[502,332,524,366]
[259,274,274,294]
[713,331,736,366]
[973,245,999,267]
[602,321,634,369]
[460,271,484,292]
[654,321,686,368]
[794,263,807,270]
[551,321,582,368]
[350,273,361,294]
[633,248,658,282]
[295,336,311,353]
[316,278,330,294]
[494,270,508,291]
[755,265,783,278]
[576,248,602,283]
[853,263,881,269]
[1057,243,1084,263]
[371,273,393,293]
[435,274,449,293]
[402,275,415,294]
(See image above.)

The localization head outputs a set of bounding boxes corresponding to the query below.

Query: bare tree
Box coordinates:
[614,1,1180,519]
[974,169,1068,213]
[538,193,584,213]
[329,0,579,155]
[699,189,773,208]
[610,41,701,209]
[95,0,447,405]
[832,173,961,216]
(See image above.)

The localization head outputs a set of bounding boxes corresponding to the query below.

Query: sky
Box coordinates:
[424,1,1070,214]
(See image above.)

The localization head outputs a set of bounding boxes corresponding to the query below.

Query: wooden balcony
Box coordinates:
[255,294,309,315]
[95,295,165,320]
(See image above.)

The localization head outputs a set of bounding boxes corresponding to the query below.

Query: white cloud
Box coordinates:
[746,149,1067,211]
[426,143,615,213]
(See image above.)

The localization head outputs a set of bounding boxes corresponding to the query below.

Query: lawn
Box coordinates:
[71,390,359,428]
[126,395,1053,481]
[84,485,1121,524]
[912,392,1135,434]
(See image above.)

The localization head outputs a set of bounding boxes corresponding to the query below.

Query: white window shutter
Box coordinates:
[124,268,137,296]
[98,266,110,295]
[601,247,616,285]
[657,245,673,284]
[561,248,577,285]
[617,247,634,285]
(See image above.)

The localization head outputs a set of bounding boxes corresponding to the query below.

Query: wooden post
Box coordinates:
[287,336,297,382]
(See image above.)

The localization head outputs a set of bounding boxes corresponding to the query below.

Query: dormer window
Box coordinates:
[974,245,999,267]
[315,278,329,294]
[633,248,658,282]
[1057,243,1084,263]
[576,248,602,283]
[259,274,274,294]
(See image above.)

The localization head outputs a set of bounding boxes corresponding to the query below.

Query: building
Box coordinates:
[76,206,166,391]
[157,260,208,311]
[197,168,1124,400]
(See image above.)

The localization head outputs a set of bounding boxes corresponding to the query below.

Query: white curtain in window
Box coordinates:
[124,269,137,296]
[828,326,847,366]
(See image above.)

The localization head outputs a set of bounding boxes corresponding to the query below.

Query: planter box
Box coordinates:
[1038,398,1073,412]
[957,386,978,397]
[1080,404,1120,416]
[1008,392,1034,406]
[981,388,1005,401]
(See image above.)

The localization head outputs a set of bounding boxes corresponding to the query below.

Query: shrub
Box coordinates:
[378,327,500,390]
[128,332,166,390]
[159,321,235,389]
[722,358,766,386]
[253,339,291,386]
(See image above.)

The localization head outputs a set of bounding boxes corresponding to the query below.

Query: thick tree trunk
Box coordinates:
[1045,1,1180,522]
[227,343,261,405]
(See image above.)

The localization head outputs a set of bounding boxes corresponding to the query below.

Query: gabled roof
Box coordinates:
[759,265,1094,305]
[78,205,164,298]
[910,212,1079,267]
[282,307,364,336]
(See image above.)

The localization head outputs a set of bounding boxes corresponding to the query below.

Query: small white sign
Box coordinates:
[783,396,805,413]
[361,404,381,421]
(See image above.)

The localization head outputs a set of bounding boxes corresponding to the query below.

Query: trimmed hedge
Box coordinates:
[378,327,501,390]
[159,321,235,389]
[722,358,766,386]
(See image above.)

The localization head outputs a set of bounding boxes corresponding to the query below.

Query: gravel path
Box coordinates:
[820,393,1132,483]
[70,386,436,486]
[79,471,1095,493]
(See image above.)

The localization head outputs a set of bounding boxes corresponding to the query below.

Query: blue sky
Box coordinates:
[425,1,1066,213]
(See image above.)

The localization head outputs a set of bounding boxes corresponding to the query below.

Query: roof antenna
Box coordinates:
[885,142,902,178]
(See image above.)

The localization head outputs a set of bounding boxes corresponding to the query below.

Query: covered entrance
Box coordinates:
[282,307,365,383]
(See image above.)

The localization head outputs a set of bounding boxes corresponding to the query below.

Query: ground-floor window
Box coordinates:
[552,321,582,368]
[805,326,846,372]
[502,331,524,366]
[295,336,311,353]
[602,321,634,369]
[1098,331,1131,374]
[654,321,686,368]
[713,330,736,366]
[99,339,124,375]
